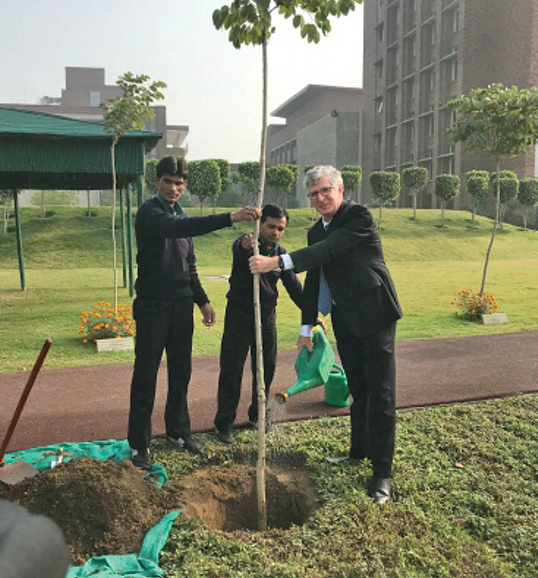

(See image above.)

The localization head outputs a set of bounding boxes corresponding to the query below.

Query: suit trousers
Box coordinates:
[128,296,194,451]
[214,301,277,432]
[332,311,397,479]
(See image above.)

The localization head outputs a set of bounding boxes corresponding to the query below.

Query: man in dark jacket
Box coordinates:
[249,165,402,505]
[213,204,303,444]
[128,156,260,470]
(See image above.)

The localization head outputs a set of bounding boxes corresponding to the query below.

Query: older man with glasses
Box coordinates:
[249,165,402,505]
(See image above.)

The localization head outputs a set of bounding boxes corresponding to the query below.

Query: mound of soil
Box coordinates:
[0,458,318,565]
[0,458,179,565]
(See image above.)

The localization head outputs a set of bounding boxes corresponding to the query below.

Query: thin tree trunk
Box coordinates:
[479,156,501,296]
[111,140,119,313]
[412,191,417,221]
[254,32,268,533]
[441,203,445,227]
[40,191,45,218]
[378,204,382,230]
[472,201,476,228]
[523,207,527,231]
[87,190,91,217]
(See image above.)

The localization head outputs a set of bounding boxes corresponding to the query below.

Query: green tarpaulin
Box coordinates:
[6,439,178,578]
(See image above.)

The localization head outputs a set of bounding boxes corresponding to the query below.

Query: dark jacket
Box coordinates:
[134,196,233,303]
[227,234,303,314]
[290,201,402,338]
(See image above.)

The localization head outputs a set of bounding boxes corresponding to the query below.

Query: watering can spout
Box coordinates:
[278,375,325,402]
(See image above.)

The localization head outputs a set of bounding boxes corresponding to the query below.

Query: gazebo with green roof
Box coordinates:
[0,107,161,290]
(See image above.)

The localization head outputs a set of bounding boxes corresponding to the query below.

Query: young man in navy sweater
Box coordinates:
[213,205,304,443]
[128,156,260,469]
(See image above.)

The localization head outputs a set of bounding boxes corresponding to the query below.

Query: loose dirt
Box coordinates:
[0,458,318,565]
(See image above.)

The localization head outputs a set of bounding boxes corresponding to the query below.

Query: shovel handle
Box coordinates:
[0,339,52,465]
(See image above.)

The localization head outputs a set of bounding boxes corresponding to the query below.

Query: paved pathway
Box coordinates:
[1,332,537,452]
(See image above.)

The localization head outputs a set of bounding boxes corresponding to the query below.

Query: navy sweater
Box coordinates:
[226,234,303,314]
[134,196,233,302]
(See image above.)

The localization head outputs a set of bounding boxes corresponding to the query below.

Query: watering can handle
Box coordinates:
[0,339,52,465]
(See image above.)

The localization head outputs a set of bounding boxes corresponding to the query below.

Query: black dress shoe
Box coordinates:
[370,477,391,505]
[131,448,152,470]
[214,427,233,444]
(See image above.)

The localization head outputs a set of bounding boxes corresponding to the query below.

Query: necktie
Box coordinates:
[318,268,332,315]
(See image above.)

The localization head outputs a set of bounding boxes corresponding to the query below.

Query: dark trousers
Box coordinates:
[214,302,277,432]
[332,310,397,479]
[127,296,194,451]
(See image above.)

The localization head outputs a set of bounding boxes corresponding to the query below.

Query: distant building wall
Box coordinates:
[296,112,362,206]
[362,0,538,210]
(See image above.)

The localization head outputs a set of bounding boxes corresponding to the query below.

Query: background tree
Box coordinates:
[188,160,222,213]
[143,158,159,199]
[213,0,362,531]
[266,164,296,206]
[101,72,166,311]
[465,170,489,228]
[304,164,315,174]
[237,161,261,204]
[448,83,538,296]
[402,166,428,222]
[0,190,13,234]
[341,165,362,201]
[489,171,519,229]
[212,159,232,201]
[369,170,401,229]
[517,178,538,231]
[434,174,460,228]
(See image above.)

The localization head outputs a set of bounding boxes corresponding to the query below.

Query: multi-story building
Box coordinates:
[362,0,538,208]
[1,67,188,159]
[267,84,363,204]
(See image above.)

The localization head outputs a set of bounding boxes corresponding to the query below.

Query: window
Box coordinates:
[90,91,100,107]
[376,97,384,114]
[377,24,384,43]
[453,9,459,32]
[450,58,458,82]
[427,115,434,136]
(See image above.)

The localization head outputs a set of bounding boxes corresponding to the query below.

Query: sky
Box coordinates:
[0,1,363,163]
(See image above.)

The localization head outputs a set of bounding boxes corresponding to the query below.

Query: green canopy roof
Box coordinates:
[0,107,161,190]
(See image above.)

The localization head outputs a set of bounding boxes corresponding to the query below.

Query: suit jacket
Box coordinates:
[290,201,402,338]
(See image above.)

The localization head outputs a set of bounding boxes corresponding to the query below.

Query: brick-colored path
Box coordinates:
[1,332,537,452]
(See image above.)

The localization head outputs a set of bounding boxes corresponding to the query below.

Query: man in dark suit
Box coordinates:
[249,165,402,505]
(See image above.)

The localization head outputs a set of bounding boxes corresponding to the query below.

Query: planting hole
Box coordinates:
[178,463,318,531]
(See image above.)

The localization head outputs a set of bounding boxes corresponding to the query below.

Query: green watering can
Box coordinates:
[275,326,350,407]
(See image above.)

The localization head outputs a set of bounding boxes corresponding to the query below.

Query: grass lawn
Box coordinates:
[152,394,538,578]
[0,206,537,371]
[1,206,538,576]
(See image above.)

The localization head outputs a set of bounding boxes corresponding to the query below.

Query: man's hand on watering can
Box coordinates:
[316,317,328,334]
[297,335,314,352]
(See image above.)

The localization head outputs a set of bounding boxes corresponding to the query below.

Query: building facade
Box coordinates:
[267,85,363,205]
[362,0,538,208]
[1,67,188,160]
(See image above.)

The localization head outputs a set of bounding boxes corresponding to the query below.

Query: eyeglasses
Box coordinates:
[307,186,334,201]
